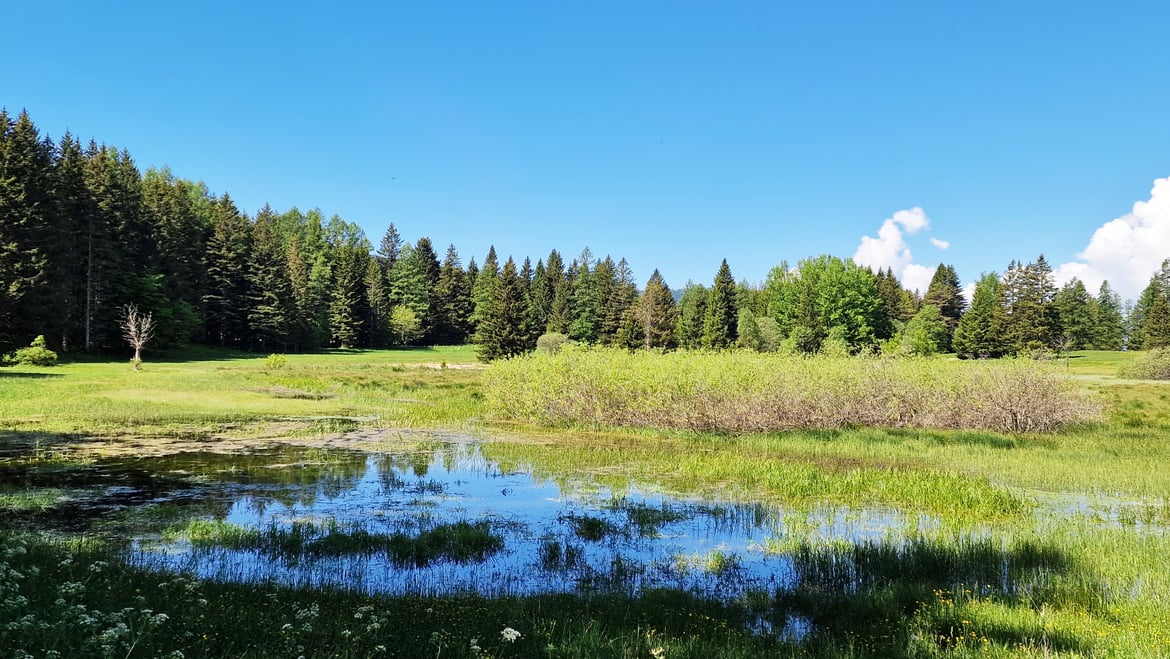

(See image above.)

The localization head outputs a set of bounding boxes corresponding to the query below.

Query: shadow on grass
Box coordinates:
[775,535,1090,656]
[0,370,64,378]
[0,528,1101,658]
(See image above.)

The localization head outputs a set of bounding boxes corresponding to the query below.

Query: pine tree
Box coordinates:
[874,267,916,335]
[1053,278,1094,349]
[953,272,1006,358]
[637,269,678,350]
[568,248,600,343]
[386,243,429,345]
[1092,281,1125,350]
[329,245,369,348]
[476,257,529,361]
[1001,256,1057,353]
[544,250,571,334]
[1145,294,1170,349]
[431,244,473,344]
[923,264,965,350]
[376,223,403,272]
[592,256,620,344]
[1130,259,1170,349]
[203,194,252,346]
[0,109,55,347]
[675,282,708,349]
[247,204,294,351]
[285,235,315,350]
[364,258,392,347]
[51,132,94,351]
[141,168,209,345]
[470,246,499,332]
[702,259,738,348]
[605,257,639,345]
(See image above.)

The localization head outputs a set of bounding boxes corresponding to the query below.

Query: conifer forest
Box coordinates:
[3,107,1169,360]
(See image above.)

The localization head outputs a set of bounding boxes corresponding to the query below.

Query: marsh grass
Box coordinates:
[485,348,1101,434]
[168,518,505,567]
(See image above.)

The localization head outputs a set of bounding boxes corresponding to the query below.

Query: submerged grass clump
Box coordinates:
[485,348,1101,433]
[168,518,504,567]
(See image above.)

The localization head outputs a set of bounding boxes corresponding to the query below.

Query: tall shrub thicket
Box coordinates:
[484,348,1101,433]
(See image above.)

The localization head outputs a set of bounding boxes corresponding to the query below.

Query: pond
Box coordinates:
[113,436,922,614]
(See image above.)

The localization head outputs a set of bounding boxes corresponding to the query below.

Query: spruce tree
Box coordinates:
[702,259,738,349]
[431,244,473,344]
[605,258,639,345]
[376,223,402,272]
[203,194,252,346]
[470,246,499,332]
[386,243,430,343]
[1053,278,1094,349]
[285,235,315,350]
[638,269,678,350]
[544,250,571,334]
[1001,256,1057,353]
[1130,259,1170,348]
[1093,281,1125,350]
[0,109,54,347]
[364,258,392,347]
[329,245,369,348]
[953,272,1006,358]
[51,132,94,351]
[476,257,529,361]
[1144,294,1170,349]
[568,248,601,343]
[675,282,708,349]
[248,204,295,351]
[923,264,965,349]
[141,168,209,345]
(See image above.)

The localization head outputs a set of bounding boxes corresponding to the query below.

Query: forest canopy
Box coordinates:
[2,108,1168,360]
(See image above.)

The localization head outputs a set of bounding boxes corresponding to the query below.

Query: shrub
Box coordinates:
[483,348,1101,434]
[1120,348,1170,380]
[536,332,572,354]
[9,335,58,366]
[265,353,288,369]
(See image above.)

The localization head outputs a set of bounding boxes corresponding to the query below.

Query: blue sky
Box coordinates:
[5,1,1170,300]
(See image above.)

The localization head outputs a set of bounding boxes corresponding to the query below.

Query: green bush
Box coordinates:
[265,353,288,369]
[484,347,1101,433]
[1120,348,1170,380]
[535,332,572,354]
[9,335,58,366]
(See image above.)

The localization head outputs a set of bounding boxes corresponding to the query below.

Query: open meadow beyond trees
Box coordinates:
[2,348,1170,658]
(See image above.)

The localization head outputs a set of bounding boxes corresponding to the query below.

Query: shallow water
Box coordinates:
[111,437,914,612]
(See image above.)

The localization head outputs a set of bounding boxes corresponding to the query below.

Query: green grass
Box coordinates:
[4,347,1170,657]
[0,346,482,439]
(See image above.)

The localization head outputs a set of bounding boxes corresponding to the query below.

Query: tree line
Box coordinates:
[2,108,1169,360]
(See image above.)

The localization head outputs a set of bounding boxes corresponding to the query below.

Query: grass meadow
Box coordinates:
[2,347,1170,657]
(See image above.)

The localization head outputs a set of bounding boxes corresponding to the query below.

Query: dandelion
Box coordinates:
[501,627,521,643]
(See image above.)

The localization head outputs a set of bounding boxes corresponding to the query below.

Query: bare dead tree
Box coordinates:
[121,305,157,370]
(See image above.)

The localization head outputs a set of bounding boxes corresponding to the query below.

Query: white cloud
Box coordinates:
[930,237,950,250]
[1054,177,1170,301]
[961,281,977,305]
[852,207,938,294]
[901,263,935,296]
